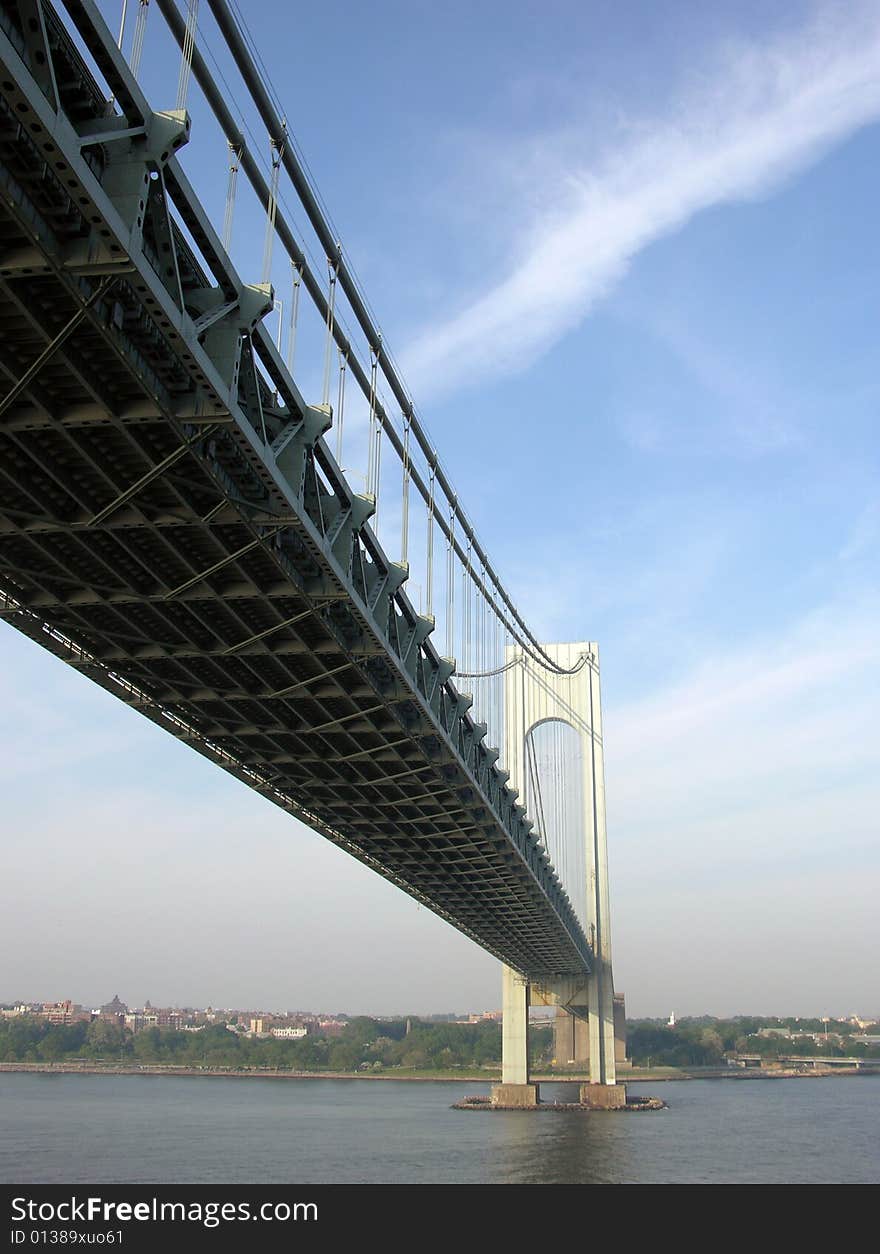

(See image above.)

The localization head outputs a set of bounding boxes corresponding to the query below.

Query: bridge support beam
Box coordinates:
[552,996,628,1070]
[491,965,539,1107]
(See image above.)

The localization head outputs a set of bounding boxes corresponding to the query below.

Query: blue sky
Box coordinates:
[1,0,878,1018]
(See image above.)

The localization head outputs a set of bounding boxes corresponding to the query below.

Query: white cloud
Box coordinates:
[608,592,880,819]
[401,4,880,398]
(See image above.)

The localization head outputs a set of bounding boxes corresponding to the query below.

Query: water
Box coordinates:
[1,1073,878,1184]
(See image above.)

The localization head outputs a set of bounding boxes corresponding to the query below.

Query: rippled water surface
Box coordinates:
[2,1073,878,1183]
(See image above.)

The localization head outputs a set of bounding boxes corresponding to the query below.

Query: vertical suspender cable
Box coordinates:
[366,345,383,536]
[486,593,492,724]
[520,651,528,831]
[469,552,474,678]
[461,545,467,675]
[477,581,483,712]
[373,401,383,534]
[493,608,500,757]
[366,345,379,494]
[566,722,572,891]
[478,587,483,684]
[321,255,339,408]
[558,721,566,886]
[499,611,505,755]
[482,581,489,725]
[554,726,560,866]
[401,413,411,566]
[445,501,455,659]
[175,0,199,111]
[505,621,511,765]
[575,677,582,904]
[476,577,482,675]
[566,724,571,889]
[566,722,571,887]
[286,261,301,374]
[222,141,241,252]
[273,298,283,352]
[130,0,150,78]
[425,468,435,618]
[559,720,567,888]
[523,652,530,820]
[262,131,285,286]
[463,541,472,677]
[554,719,560,878]
[334,349,347,464]
[503,611,511,757]
[490,609,495,750]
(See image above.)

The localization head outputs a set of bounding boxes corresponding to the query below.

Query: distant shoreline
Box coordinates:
[0,1062,486,1082]
[1,1062,876,1083]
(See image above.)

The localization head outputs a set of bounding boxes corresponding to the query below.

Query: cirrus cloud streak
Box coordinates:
[403,5,880,398]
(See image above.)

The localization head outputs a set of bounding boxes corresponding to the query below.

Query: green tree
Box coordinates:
[340,1017,382,1047]
[328,1041,362,1071]
[38,1031,67,1062]
[86,1021,130,1057]
[133,1027,165,1060]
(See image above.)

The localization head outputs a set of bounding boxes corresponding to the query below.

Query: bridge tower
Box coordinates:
[491,642,622,1108]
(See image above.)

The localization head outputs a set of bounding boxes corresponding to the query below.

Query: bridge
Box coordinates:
[0,0,621,1105]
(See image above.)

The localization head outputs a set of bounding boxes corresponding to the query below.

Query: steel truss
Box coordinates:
[0,0,593,978]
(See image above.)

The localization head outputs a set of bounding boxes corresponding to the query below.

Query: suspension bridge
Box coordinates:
[0,0,623,1105]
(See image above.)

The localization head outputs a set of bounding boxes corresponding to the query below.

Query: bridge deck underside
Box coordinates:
[0,0,592,981]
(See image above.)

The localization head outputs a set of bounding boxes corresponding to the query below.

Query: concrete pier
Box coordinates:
[491,1082,541,1107]
[580,1082,627,1109]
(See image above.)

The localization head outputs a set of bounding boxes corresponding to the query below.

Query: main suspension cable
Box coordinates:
[155,0,587,679]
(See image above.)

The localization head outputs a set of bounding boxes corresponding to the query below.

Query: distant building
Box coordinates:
[270,1027,307,1039]
[97,994,128,1025]
[100,994,128,1016]
[318,1020,345,1037]
[41,1000,88,1026]
[142,1009,182,1030]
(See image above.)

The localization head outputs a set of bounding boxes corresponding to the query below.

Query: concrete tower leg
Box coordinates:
[581,653,623,1104]
[587,963,618,1084]
[491,965,539,1106]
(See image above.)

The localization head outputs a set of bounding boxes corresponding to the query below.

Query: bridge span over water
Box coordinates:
[0,0,620,1101]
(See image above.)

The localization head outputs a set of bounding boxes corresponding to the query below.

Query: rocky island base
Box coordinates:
[453,1092,666,1113]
